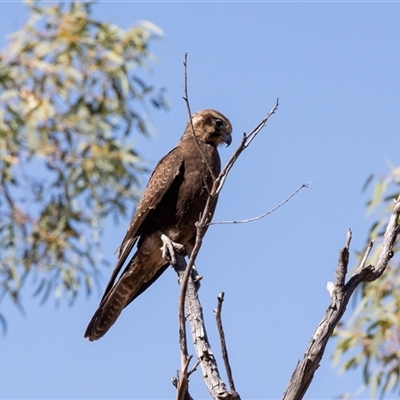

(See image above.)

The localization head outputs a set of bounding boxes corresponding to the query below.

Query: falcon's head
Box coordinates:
[183,109,232,147]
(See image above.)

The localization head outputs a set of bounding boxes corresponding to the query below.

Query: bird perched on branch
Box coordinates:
[84,109,232,341]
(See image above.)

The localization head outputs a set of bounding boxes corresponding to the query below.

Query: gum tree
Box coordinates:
[0,1,167,318]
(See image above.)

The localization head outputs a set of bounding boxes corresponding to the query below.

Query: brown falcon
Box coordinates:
[84,109,232,341]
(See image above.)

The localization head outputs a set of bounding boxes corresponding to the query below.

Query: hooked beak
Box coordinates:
[222,132,232,147]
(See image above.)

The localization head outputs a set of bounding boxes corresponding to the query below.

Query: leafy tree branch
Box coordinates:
[0,1,167,315]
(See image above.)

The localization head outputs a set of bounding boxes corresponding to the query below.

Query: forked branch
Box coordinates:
[174,256,240,400]
[282,197,400,400]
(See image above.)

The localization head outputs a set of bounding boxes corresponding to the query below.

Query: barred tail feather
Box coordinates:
[84,256,169,341]
[84,279,131,341]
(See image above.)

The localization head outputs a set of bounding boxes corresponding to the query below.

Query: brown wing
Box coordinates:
[100,146,184,300]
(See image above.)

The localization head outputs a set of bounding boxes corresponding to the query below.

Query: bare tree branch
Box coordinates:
[176,355,193,400]
[209,182,312,226]
[182,52,216,180]
[214,98,279,196]
[282,196,400,400]
[214,292,236,392]
[172,376,195,400]
[173,256,240,400]
[175,53,278,400]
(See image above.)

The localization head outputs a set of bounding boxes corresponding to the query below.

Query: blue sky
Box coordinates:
[1,1,400,399]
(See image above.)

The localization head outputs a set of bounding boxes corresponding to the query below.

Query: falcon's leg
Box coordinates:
[158,232,184,265]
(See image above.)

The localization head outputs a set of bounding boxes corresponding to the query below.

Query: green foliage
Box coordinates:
[0,1,167,313]
[333,165,400,398]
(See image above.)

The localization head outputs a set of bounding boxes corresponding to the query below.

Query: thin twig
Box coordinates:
[188,359,200,376]
[209,182,312,226]
[214,292,236,391]
[182,53,215,180]
[244,100,279,147]
[214,98,279,196]
[175,251,190,398]
[354,239,374,274]
[176,355,193,400]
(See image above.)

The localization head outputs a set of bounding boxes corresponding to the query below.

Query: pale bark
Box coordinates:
[282,198,400,400]
[174,256,240,400]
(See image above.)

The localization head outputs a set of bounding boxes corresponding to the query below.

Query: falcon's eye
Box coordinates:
[215,119,224,128]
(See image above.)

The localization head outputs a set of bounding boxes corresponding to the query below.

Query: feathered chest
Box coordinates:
[175,142,219,215]
[147,141,221,241]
